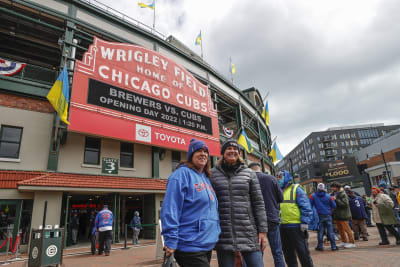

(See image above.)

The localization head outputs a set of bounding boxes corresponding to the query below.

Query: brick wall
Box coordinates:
[359,147,400,168]
[0,92,53,113]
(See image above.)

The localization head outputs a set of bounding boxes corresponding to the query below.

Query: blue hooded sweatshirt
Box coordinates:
[310,190,336,215]
[161,165,221,252]
[279,170,313,227]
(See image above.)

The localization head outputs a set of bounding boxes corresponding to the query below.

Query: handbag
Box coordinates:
[161,252,177,267]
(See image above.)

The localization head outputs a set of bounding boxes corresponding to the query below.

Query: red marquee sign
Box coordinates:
[69,37,220,155]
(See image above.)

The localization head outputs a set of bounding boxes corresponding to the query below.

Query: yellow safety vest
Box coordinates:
[280,184,301,224]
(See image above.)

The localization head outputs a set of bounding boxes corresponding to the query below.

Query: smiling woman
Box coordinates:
[160,139,220,267]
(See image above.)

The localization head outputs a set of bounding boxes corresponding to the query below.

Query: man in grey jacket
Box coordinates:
[210,139,268,267]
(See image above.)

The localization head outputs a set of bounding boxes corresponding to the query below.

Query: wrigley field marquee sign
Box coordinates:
[69,37,220,154]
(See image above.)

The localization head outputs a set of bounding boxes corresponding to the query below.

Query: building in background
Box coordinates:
[276,124,400,194]
[0,0,272,251]
[355,129,400,187]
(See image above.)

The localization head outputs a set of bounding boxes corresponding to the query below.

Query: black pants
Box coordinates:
[98,230,112,254]
[280,227,314,267]
[174,250,212,267]
[376,223,400,243]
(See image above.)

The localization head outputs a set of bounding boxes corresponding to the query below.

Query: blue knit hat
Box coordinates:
[187,138,209,160]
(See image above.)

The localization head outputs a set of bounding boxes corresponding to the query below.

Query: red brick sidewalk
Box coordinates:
[3,226,400,266]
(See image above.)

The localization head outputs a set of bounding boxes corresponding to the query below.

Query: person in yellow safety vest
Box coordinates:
[277,170,314,267]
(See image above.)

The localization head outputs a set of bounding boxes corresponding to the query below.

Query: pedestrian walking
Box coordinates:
[210,139,267,267]
[71,213,79,245]
[310,183,337,251]
[277,170,314,267]
[95,204,114,256]
[161,139,220,267]
[130,211,142,245]
[348,191,369,241]
[330,181,356,249]
[370,186,400,245]
[249,162,285,267]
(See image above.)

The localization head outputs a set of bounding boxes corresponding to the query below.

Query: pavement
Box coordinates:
[2,226,400,266]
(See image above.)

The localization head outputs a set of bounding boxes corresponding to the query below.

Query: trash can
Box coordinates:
[28,228,64,267]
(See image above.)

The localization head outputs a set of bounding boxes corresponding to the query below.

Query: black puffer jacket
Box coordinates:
[210,163,268,252]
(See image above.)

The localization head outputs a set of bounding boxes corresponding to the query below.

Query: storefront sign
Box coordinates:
[320,157,360,181]
[102,157,119,174]
[69,37,220,155]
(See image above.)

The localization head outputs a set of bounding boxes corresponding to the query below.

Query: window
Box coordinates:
[395,152,400,161]
[172,151,181,171]
[84,137,101,165]
[0,126,23,158]
[120,142,134,168]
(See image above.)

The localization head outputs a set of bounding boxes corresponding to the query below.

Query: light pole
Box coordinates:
[367,150,392,187]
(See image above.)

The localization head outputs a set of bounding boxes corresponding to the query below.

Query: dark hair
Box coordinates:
[331,181,342,188]
[176,159,211,177]
[248,162,261,169]
[217,156,245,166]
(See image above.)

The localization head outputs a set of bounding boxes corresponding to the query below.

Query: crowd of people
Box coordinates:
[160,138,400,267]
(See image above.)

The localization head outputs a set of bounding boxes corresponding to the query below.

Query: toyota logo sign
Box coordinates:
[138,129,149,137]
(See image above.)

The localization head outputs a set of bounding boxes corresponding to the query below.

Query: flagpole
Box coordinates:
[242,91,269,129]
[53,50,68,151]
[200,30,203,59]
[153,2,156,31]
[230,57,233,83]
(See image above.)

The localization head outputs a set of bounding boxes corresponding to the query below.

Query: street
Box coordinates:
[3,226,400,266]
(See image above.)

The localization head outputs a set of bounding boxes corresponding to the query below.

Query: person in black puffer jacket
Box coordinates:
[210,139,268,267]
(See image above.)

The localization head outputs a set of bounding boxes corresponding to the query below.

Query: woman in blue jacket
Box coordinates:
[161,139,221,267]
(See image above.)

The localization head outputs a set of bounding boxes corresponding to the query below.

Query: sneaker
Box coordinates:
[379,241,390,245]
[331,247,339,251]
[315,247,324,251]
[337,242,345,248]
[344,243,356,249]
[105,252,110,256]
[362,237,368,241]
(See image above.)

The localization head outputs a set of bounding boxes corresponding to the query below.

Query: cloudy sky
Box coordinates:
[97,0,400,156]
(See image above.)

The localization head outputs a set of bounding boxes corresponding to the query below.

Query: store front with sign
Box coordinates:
[60,192,157,247]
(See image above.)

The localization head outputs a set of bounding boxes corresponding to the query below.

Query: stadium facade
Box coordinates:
[0,0,273,249]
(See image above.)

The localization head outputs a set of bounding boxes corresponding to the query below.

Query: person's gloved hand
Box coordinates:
[300,223,308,232]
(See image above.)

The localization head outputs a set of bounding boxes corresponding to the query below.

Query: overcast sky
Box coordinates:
[97,0,400,156]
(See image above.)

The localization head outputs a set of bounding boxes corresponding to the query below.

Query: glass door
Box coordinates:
[0,200,21,252]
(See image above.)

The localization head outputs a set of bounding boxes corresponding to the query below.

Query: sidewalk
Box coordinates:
[3,226,400,266]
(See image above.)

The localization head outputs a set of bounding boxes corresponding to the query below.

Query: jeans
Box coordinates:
[266,222,285,267]
[365,208,373,226]
[132,228,140,244]
[71,228,78,244]
[174,250,212,267]
[217,250,264,267]
[98,230,112,254]
[317,215,336,249]
[394,209,400,233]
[280,226,313,267]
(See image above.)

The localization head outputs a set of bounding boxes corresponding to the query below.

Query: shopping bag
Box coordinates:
[161,252,177,267]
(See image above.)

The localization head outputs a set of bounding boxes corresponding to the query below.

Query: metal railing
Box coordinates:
[4,62,57,86]
[79,0,166,40]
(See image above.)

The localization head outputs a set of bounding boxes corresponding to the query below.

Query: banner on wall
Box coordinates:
[69,37,220,155]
